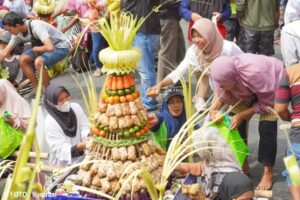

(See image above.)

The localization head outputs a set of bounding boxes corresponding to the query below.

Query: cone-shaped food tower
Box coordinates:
[76,14,165,198]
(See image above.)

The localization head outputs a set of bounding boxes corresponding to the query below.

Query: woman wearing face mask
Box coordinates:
[210,54,284,191]
[147,18,243,112]
[44,84,90,167]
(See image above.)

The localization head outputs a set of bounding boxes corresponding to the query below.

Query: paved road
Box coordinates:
[50,21,291,199]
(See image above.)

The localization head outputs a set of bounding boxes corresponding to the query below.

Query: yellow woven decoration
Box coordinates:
[33,0,56,15]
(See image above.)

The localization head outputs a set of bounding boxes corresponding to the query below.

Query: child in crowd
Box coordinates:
[275,64,300,200]
[148,87,186,150]
[0,30,23,86]
[0,29,34,99]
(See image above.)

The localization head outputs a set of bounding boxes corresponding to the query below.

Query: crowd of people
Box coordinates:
[0,0,299,199]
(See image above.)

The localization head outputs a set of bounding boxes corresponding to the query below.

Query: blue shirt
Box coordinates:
[179,0,231,23]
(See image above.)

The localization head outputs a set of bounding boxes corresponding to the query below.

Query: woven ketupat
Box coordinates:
[0,117,24,159]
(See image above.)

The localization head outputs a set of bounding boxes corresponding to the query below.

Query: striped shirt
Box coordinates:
[275,64,300,142]
[275,64,300,121]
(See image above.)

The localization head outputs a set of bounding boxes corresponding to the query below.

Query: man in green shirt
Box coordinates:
[236,0,279,56]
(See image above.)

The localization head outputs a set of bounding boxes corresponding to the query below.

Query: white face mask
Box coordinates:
[56,101,71,112]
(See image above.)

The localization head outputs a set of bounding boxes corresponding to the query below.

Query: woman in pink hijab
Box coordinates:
[148,18,243,111]
[210,53,284,191]
[0,79,31,131]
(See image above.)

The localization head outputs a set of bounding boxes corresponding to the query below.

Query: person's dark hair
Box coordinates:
[37,12,52,19]
[2,12,25,27]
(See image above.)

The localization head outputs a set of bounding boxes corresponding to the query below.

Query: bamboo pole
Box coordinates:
[254,189,272,198]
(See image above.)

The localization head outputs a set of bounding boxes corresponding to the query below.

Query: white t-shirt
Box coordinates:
[284,0,300,25]
[3,0,28,14]
[167,40,244,84]
[45,103,90,167]
[281,20,300,67]
[283,20,300,38]
[9,20,69,49]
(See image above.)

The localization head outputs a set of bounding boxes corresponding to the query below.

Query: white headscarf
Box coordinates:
[0,80,31,129]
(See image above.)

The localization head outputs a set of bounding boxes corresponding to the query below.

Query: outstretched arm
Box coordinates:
[274,103,291,121]
[147,77,174,98]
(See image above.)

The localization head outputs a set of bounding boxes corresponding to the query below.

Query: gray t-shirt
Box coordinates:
[1,55,23,83]
[9,20,70,49]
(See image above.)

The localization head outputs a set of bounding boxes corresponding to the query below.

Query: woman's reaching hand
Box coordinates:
[147,83,162,98]
[147,112,159,127]
[210,110,224,125]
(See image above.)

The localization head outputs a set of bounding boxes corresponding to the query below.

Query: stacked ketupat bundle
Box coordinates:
[92,12,150,139]
[76,13,166,199]
[76,138,165,197]
[93,73,150,138]
[33,0,56,15]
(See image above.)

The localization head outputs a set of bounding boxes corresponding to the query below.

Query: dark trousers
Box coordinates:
[238,120,277,166]
[223,16,240,42]
[157,18,186,82]
[89,32,107,69]
[238,27,275,56]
